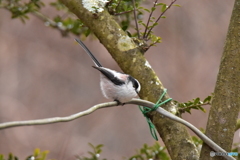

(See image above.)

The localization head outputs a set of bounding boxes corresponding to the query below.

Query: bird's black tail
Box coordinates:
[75,38,102,67]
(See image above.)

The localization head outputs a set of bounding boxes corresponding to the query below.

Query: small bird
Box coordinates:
[75,38,141,104]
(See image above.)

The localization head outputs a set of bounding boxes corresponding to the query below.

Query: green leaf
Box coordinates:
[129,142,169,160]
[193,97,200,105]
[88,143,95,150]
[156,3,166,6]
[151,7,156,12]
[173,4,181,7]
[143,8,150,13]
[7,153,17,160]
[203,95,212,103]
[87,151,96,157]
[122,25,128,31]
[138,21,146,27]
[84,29,91,37]
[0,155,4,160]
[96,144,103,150]
[96,144,103,153]
[152,22,158,27]
[192,136,203,146]
[50,1,67,10]
[161,4,167,12]
[41,150,49,160]
[198,106,206,113]
[33,149,40,157]
[137,6,144,10]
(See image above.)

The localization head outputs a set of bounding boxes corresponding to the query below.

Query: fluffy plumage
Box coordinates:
[75,38,141,103]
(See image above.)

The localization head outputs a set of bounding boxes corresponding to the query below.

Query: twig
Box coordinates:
[132,0,140,39]
[145,0,177,39]
[143,0,158,39]
[0,1,68,36]
[148,40,161,48]
[0,102,117,129]
[31,10,68,36]
[114,10,133,16]
[0,99,235,160]
[115,0,122,12]
[178,102,210,113]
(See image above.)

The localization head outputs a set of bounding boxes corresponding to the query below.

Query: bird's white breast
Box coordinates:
[99,74,138,103]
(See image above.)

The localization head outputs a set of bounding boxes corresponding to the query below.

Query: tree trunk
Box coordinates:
[200,0,240,159]
[59,0,199,159]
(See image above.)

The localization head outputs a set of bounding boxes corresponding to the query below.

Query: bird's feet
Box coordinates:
[114,100,125,106]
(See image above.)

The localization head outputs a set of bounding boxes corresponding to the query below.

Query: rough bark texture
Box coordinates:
[200,0,240,159]
[59,0,199,159]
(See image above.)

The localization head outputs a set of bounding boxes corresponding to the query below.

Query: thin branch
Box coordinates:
[115,0,122,12]
[178,102,210,113]
[0,99,235,160]
[31,11,69,36]
[143,0,158,39]
[0,2,69,36]
[131,100,234,160]
[148,39,161,48]
[145,0,177,39]
[114,10,133,16]
[132,0,140,39]
[0,102,117,129]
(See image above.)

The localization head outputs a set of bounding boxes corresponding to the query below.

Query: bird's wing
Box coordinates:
[92,66,125,85]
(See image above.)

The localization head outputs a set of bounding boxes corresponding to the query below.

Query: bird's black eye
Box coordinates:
[133,80,139,90]
[128,76,139,91]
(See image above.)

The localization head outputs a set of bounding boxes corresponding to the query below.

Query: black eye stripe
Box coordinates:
[128,76,139,89]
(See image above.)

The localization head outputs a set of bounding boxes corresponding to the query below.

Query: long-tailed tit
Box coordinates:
[75,38,141,104]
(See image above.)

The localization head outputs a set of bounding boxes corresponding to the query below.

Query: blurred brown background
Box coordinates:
[0,0,239,159]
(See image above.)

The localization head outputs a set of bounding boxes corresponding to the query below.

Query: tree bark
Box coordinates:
[59,0,199,159]
[200,0,240,159]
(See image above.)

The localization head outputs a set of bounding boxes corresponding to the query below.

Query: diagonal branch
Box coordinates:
[132,0,140,39]
[0,101,117,129]
[143,0,158,39]
[0,2,69,36]
[115,0,122,12]
[0,99,235,160]
[31,11,69,36]
[178,102,210,115]
[114,10,133,16]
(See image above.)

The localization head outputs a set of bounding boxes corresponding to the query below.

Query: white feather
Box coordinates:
[75,38,140,103]
[99,74,138,103]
